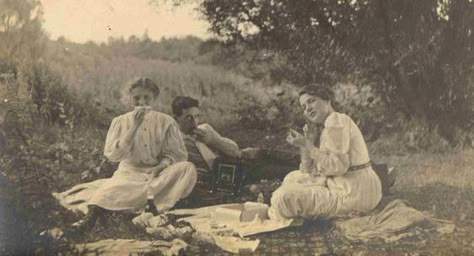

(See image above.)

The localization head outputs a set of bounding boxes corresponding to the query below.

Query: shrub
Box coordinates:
[0,63,116,255]
[24,62,115,129]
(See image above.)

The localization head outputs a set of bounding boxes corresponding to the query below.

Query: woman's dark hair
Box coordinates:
[128,77,160,97]
[171,96,200,117]
[298,84,341,111]
[298,84,335,102]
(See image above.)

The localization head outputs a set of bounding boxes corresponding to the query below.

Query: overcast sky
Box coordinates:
[40,0,210,43]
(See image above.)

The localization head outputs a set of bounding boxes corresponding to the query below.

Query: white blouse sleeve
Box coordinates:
[310,114,351,176]
[299,146,318,174]
[298,123,319,175]
[104,117,132,162]
[161,121,188,164]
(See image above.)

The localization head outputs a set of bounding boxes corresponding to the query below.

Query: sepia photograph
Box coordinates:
[0,0,473,255]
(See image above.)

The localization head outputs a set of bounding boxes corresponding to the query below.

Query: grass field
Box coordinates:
[45,41,276,128]
[376,149,474,191]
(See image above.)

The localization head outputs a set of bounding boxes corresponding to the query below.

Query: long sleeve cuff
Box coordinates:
[160,156,174,167]
[310,147,350,176]
[104,139,133,162]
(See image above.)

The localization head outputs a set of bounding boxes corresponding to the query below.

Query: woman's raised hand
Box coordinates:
[193,127,216,145]
[304,116,320,141]
[119,108,149,149]
[303,123,318,144]
[287,128,311,148]
[132,108,147,129]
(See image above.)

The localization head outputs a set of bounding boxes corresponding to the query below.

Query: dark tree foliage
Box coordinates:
[188,0,474,132]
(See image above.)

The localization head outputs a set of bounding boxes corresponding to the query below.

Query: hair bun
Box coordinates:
[298,84,334,102]
[128,77,160,97]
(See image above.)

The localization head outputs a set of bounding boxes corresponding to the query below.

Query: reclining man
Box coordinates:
[171,96,260,200]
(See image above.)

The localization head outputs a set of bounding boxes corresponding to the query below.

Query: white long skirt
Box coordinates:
[268,167,382,221]
[53,161,197,214]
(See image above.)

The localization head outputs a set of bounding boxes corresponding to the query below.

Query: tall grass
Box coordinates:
[45,46,273,128]
[372,149,474,190]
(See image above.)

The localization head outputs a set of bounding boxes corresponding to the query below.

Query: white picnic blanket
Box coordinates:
[57,194,455,254]
[125,200,456,253]
[167,202,303,253]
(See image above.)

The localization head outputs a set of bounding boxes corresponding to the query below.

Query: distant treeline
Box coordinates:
[49,35,214,63]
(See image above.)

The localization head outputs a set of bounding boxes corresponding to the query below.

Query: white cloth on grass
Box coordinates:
[335,199,455,242]
[167,203,302,254]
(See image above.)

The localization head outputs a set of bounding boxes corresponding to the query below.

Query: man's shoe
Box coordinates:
[372,163,397,196]
[386,167,397,189]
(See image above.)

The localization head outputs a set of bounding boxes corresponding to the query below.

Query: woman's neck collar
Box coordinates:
[320,108,335,125]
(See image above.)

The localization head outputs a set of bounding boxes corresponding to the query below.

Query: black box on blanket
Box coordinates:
[211,157,246,195]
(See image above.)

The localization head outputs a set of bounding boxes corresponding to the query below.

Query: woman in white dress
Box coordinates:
[69,77,197,230]
[268,85,382,221]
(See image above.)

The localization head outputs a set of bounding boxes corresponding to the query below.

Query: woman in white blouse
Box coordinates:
[268,85,382,221]
[69,77,197,230]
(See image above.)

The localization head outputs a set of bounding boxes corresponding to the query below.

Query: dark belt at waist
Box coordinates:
[348,161,372,172]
